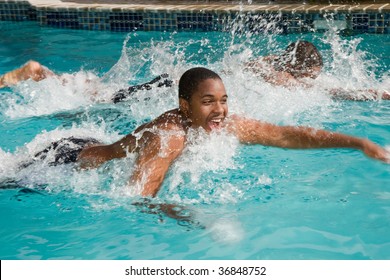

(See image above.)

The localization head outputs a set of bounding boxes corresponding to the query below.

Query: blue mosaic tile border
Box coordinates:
[0,0,389,34]
[0,0,34,21]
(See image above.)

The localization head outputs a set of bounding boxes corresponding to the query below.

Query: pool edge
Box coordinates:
[0,0,389,33]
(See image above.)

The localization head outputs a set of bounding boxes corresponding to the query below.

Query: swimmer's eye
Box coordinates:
[202,99,213,105]
[201,96,228,105]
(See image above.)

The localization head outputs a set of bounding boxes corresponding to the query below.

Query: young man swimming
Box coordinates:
[244,40,323,88]
[244,40,390,100]
[0,60,173,103]
[75,67,390,197]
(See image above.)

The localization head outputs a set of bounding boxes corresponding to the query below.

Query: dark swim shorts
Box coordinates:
[111,73,173,103]
[1,137,99,189]
[21,136,99,168]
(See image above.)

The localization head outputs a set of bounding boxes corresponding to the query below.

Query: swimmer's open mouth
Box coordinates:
[208,118,223,131]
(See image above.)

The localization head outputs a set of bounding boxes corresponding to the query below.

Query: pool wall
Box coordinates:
[0,0,389,33]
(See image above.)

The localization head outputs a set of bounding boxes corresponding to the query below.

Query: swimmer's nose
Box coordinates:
[213,102,225,114]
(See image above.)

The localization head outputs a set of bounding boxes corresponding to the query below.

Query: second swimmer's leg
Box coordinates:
[111,74,173,103]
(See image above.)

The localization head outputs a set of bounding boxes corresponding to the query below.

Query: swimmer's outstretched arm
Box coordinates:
[77,133,138,169]
[76,121,154,169]
[328,88,390,101]
[227,115,390,163]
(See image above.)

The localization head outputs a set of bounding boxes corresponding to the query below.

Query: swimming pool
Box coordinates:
[0,20,389,260]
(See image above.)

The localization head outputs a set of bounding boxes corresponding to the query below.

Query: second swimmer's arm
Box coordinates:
[328,88,390,101]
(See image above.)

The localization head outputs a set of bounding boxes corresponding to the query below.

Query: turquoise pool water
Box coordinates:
[0,21,389,260]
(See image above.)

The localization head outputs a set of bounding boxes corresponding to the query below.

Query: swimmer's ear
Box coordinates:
[179,98,190,117]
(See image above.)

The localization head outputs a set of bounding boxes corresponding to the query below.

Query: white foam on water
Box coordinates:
[4,71,100,118]
[316,28,389,100]
[384,146,390,164]
[204,216,245,243]
[0,148,21,180]
[218,63,336,128]
[168,129,239,186]
[258,174,273,185]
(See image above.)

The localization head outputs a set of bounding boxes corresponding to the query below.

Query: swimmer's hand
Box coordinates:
[360,139,390,163]
[133,199,204,229]
[329,88,390,101]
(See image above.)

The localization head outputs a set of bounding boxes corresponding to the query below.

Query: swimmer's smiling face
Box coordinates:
[186,78,228,132]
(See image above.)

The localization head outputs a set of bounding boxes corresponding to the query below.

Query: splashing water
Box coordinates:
[165,129,241,204]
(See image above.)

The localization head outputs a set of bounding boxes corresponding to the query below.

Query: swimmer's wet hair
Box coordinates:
[275,40,323,75]
[179,67,222,101]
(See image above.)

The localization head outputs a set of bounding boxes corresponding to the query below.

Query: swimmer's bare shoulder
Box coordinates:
[138,109,188,132]
[132,109,187,156]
